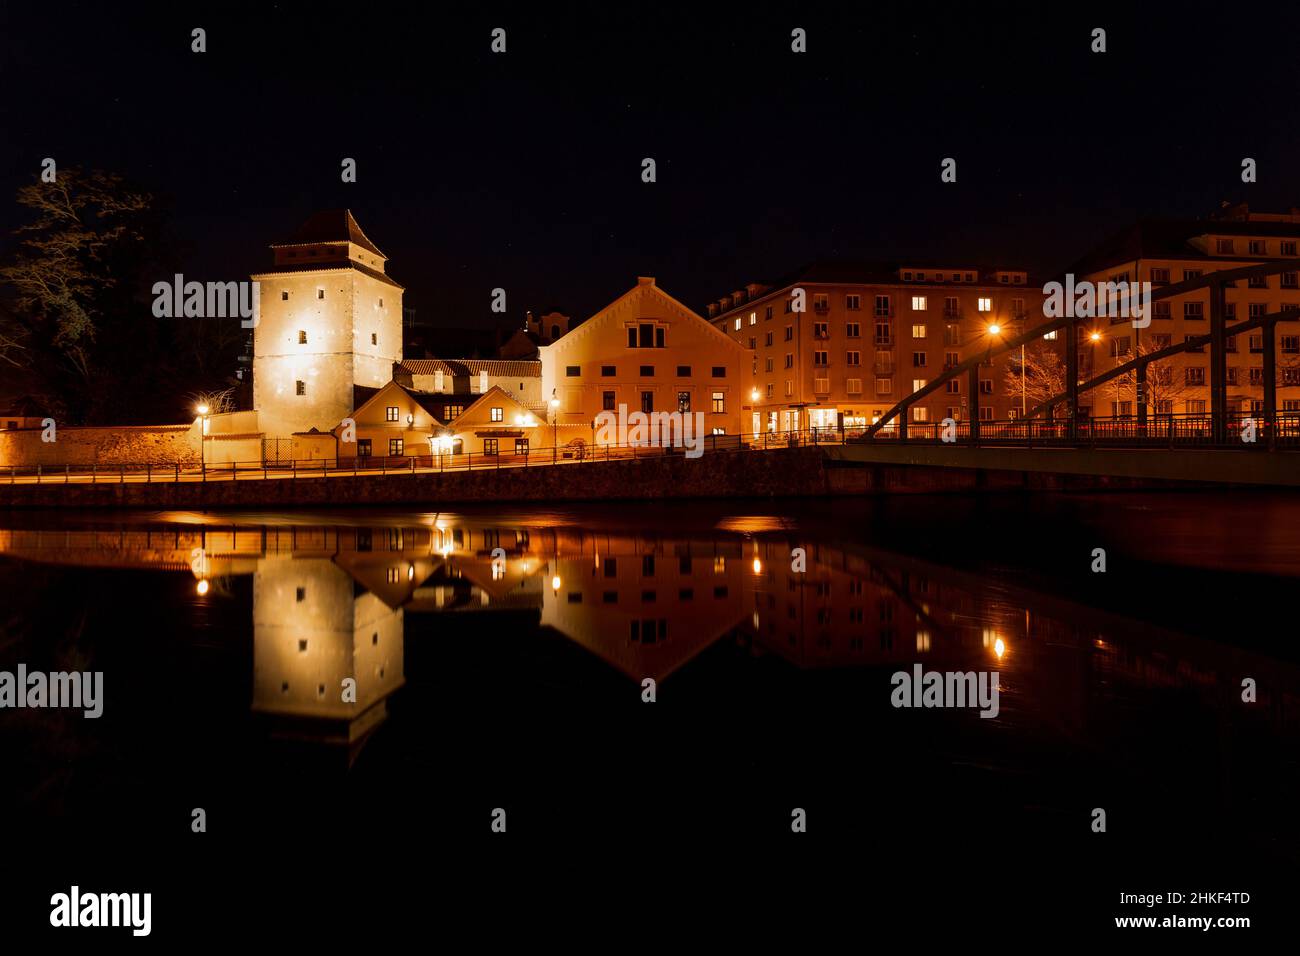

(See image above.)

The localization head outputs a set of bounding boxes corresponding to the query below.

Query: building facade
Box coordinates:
[540,277,750,446]
[1071,205,1300,419]
[252,210,404,439]
[706,262,1049,434]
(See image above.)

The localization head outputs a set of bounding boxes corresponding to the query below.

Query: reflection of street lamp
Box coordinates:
[196,403,210,476]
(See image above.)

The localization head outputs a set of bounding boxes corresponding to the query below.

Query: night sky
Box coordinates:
[4,1,1299,329]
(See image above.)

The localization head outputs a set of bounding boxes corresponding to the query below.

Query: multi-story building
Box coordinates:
[251,210,403,439]
[540,277,750,443]
[1071,204,1300,419]
[706,261,1048,434]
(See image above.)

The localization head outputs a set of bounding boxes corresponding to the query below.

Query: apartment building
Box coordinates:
[707,261,1049,433]
[1071,204,1300,419]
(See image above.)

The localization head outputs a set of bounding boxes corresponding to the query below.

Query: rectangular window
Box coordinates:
[385,406,400,422]
[1185,367,1206,386]
[1282,272,1298,289]
[764,331,774,346]
[875,295,892,317]
[977,297,992,312]
[1151,267,1170,285]
[566,365,580,377]
[946,379,960,394]
[875,321,892,345]
[765,357,773,372]
[677,391,691,413]
[638,323,654,348]
[1184,268,1203,281]
[656,327,665,348]
[846,378,862,393]
[628,327,637,348]
[371,332,378,345]
[765,306,774,320]
[677,365,692,376]
[979,379,993,394]
[784,326,794,341]
[711,366,726,377]
[912,295,928,311]
[640,365,654,376]
[515,439,529,456]
[846,351,861,366]
[911,407,928,422]
[298,330,307,344]
[1216,238,1235,255]
[1249,239,1266,255]
[875,377,892,394]
[388,438,404,456]
[912,352,927,367]
[711,391,725,413]
[846,294,861,311]
[281,291,289,301]
[813,351,828,367]
[601,365,616,377]
[734,317,742,331]
[784,353,794,369]
[483,438,499,455]
[602,390,616,411]
[641,391,654,413]
[1249,275,1268,289]
[813,321,829,339]
[944,297,959,317]
[1184,302,1204,320]
[357,439,372,458]
[490,407,504,422]
[813,293,829,312]
[1281,335,1299,353]
[912,324,927,338]
[296,380,305,396]
[846,322,860,338]
[912,378,927,393]
[316,289,325,300]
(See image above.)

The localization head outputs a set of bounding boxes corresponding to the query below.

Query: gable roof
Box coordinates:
[451,384,532,423]
[272,209,386,258]
[347,379,446,427]
[544,278,750,357]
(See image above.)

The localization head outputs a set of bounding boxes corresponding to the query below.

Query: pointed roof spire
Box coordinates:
[274,209,386,258]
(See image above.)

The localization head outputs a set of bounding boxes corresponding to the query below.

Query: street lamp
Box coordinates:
[196,403,210,476]
[549,393,560,462]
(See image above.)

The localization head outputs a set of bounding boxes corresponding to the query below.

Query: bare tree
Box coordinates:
[1003,341,1068,417]
[1135,340,1189,415]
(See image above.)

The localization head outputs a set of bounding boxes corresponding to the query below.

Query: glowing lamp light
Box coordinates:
[986,323,1001,336]
[994,637,1006,660]
[752,557,762,574]
[196,579,210,596]
[550,398,560,409]
[551,574,562,591]
[196,403,210,416]
[407,563,415,581]
[1090,331,1103,343]
[750,388,760,401]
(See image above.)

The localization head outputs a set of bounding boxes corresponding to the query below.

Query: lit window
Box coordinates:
[911,296,927,311]
[712,391,725,413]
[977,297,992,312]
[490,407,504,422]
[734,317,742,331]
[912,324,927,338]
[912,378,927,393]
[386,406,400,422]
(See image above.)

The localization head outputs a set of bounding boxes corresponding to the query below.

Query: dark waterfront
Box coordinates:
[2,492,1298,930]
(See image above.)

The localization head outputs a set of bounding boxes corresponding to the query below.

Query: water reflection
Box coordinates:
[3,511,1298,765]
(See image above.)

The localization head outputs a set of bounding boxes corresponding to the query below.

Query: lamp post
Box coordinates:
[196,403,210,477]
[549,393,560,463]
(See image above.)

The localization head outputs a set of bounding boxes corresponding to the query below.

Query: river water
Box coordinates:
[2,492,1297,931]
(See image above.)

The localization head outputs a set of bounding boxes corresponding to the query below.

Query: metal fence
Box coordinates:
[4,415,1297,484]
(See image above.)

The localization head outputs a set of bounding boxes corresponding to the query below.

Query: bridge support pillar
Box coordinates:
[968,365,980,445]
[1136,363,1148,434]
[1263,318,1277,450]
[1066,320,1078,440]
[1210,280,1227,443]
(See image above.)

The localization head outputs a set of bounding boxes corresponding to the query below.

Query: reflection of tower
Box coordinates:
[252,556,404,747]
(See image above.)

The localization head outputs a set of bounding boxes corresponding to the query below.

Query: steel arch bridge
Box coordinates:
[861,258,1300,451]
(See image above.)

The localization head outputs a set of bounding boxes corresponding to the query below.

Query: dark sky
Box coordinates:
[3,1,1299,329]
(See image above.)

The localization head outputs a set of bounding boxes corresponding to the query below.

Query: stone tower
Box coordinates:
[252,210,403,439]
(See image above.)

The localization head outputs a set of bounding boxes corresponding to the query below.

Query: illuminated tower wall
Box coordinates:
[252,210,403,439]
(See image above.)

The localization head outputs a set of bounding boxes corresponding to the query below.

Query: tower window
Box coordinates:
[371,333,377,345]
[317,289,325,300]
[298,330,307,344]
[281,291,289,301]
[296,380,306,396]
[379,298,384,308]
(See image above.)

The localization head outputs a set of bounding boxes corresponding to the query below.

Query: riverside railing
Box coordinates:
[4,415,1297,484]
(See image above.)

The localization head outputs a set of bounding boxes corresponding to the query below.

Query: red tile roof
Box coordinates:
[272,209,386,258]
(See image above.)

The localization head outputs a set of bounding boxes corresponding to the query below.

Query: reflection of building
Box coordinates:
[251,556,404,750]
